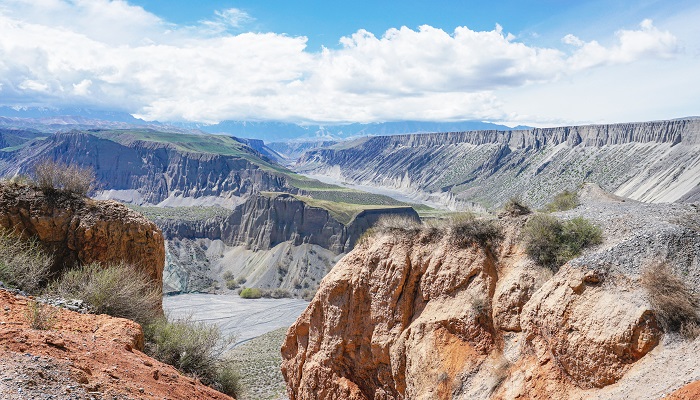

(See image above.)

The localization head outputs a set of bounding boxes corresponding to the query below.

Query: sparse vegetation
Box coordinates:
[144,317,240,397]
[0,229,53,294]
[503,197,531,216]
[640,262,700,339]
[523,214,602,270]
[544,190,579,212]
[49,262,161,326]
[24,299,57,330]
[448,213,503,249]
[374,214,422,233]
[32,159,96,195]
[260,288,292,299]
[239,287,262,299]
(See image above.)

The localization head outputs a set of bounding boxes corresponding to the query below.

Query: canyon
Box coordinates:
[295,118,700,209]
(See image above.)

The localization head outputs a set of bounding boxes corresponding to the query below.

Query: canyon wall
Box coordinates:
[296,118,700,208]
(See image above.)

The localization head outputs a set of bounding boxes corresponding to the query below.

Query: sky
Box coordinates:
[0,0,698,127]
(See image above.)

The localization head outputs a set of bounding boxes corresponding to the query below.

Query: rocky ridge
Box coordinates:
[281,188,700,399]
[296,118,700,209]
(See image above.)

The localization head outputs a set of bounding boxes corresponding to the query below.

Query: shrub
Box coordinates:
[236,277,247,285]
[448,213,503,249]
[32,159,96,196]
[239,287,262,299]
[49,262,161,326]
[225,279,239,290]
[523,214,602,270]
[261,288,292,299]
[222,271,234,280]
[503,197,531,216]
[640,262,700,339]
[374,215,422,234]
[544,190,579,212]
[0,230,53,294]
[144,317,240,397]
[24,300,57,330]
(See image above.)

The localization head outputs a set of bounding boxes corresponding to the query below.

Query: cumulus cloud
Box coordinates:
[0,0,683,123]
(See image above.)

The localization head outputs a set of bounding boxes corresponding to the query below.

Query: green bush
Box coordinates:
[225,279,239,290]
[261,288,292,299]
[144,317,240,397]
[641,262,700,339]
[0,230,53,294]
[32,159,96,196]
[49,262,161,326]
[239,287,262,299]
[544,190,579,212]
[523,215,602,270]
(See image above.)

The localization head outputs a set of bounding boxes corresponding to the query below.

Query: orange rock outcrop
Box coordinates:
[281,218,664,400]
[0,290,232,399]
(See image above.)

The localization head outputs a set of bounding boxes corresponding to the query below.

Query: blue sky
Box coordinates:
[0,0,698,126]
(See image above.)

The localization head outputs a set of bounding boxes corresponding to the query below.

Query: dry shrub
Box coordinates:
[33,159,96,196]
[0,229,53,294]
[145,317,240,397]
[374,215,422,234]
[25,299,57,330]
[49,262,161,326]
[448,213,503,249]
[503,197,531,216]
[640,262,700,339]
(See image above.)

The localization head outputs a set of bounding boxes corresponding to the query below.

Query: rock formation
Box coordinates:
[0,182,164,288]
[296,118,700,209]
[282,192,700,399]
[0,289,232,400]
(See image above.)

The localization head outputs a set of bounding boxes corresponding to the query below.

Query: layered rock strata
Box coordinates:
[296,118,700,208]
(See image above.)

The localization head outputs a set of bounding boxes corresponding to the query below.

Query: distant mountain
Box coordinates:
[0,106,535,141]
[181,120,531,142]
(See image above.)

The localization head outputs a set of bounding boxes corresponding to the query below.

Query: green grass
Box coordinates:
[289,194,408,225]
[127,205,232,221]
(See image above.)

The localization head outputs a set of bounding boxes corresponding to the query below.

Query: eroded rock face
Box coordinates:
[520,266,662,389]
[281,216,668,400]
[0,182,165,286]
[282,229,499,400]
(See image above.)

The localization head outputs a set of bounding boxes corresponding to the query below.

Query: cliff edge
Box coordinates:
[282,196,700,399]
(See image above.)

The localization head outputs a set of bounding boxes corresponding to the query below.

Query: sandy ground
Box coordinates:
[162,294,308,347]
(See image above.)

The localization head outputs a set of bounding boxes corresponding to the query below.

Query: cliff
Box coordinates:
[281,194,700,399]
[156,193,419,294]
[0,130,296,207]
[0,182,164,289]
[158,193,418,254]
[296,118,700,208]
[0,289,232,400]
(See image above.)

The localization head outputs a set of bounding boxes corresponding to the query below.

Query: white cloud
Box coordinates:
[0,0,690,124]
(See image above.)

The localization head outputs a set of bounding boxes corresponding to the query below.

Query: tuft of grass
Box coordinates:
[24,299,57,330]
[144,317,240,397]
[32,159,96,196]
[523,214,602,271]
[48,262,161,326]
[544,190,579,212]
[374,215,422,234]
[640,262,700,339]
[0,230,53,294]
